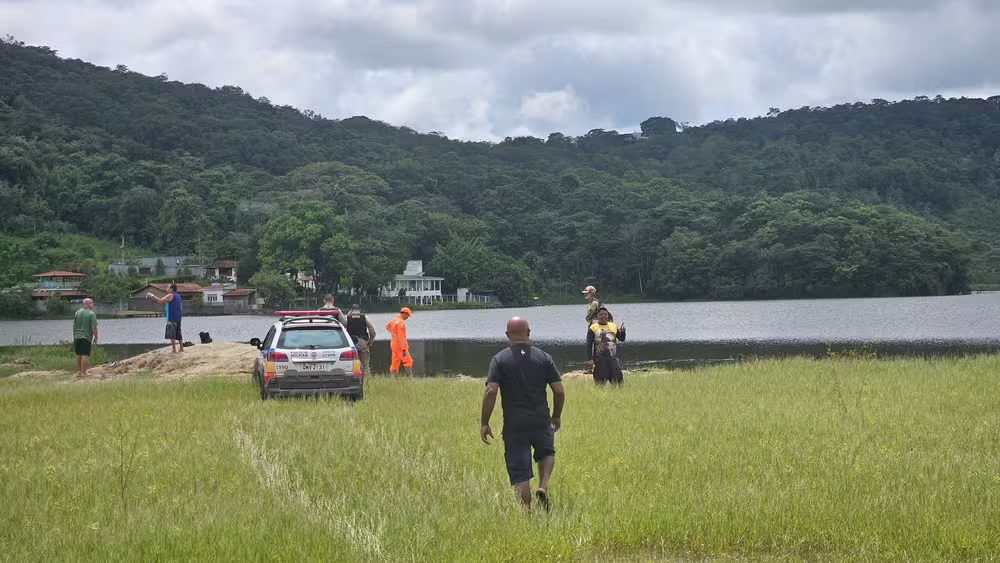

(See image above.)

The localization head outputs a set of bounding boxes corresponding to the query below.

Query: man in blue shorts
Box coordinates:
[480,316,566,511]
[146,283,183,353]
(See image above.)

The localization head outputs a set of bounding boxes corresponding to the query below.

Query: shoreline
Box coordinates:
[4,339,1000,381]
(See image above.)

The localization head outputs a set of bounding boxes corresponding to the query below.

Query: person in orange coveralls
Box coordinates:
[386,307,414,377]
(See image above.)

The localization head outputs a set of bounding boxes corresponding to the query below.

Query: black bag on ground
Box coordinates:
[199,331,212,344]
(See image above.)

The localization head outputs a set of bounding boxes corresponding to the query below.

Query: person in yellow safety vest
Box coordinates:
[585,307,626,385]
[385,307,414,377]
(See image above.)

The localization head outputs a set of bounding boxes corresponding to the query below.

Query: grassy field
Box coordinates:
[0,342,109,378]
[1,355,999,560]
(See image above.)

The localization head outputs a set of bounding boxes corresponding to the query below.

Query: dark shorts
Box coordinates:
[74,338,91,357]
[593,355,623,385]
[502,425,556,485]
[165,319,183,341]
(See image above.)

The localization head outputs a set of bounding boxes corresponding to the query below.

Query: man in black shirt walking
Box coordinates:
[480,316,566,511]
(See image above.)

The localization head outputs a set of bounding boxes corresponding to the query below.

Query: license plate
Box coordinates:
[298,363,330,372]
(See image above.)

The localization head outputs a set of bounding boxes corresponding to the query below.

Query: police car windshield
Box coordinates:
[277,328,350,350]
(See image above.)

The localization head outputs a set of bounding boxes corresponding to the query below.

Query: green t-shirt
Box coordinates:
[586,299,603,323]
[585,299,613,323]
[73,308,98,341]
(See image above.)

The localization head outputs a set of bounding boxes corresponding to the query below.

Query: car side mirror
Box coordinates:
[250,337,262,349]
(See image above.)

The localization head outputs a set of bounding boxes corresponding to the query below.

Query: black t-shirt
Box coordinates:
[486,344,562,434]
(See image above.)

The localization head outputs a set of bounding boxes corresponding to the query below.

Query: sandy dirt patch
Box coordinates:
[84,342,259,383]
[9,370,68,380]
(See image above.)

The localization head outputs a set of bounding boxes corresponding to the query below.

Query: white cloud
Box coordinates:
[519,87,585,123]
[331,68,499,139]
[1,0,998,141]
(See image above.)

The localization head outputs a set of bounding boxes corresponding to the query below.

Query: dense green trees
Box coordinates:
[248,270,297,307]
[78,270,137,304]
[1,37,997,308]
[429,237,538,304]
[256,202,354,293]
[0,233,129,290]
[651,192,970,300]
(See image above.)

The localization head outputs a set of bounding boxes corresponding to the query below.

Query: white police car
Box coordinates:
[249,310,364,401]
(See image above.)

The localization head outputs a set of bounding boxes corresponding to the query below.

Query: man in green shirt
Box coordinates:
[73,298,99,378]
[582,285,612,324]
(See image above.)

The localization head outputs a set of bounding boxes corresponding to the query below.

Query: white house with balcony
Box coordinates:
[381,260,444,304]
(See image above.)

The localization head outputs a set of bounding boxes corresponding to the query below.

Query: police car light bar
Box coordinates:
[273,310,339,316]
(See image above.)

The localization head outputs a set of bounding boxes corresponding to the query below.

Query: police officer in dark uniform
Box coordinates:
[345,304,376,378]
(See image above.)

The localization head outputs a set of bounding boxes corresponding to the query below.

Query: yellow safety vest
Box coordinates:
[589,322,619,356]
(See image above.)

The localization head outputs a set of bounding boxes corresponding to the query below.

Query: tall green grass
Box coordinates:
[0,340,108,378]
[1,356,998,560]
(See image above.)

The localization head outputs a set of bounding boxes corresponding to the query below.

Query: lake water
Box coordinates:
[2,295,999,376]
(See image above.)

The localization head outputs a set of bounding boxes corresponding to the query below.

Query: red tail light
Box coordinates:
[341,349,362,378]
[267,351,289,362]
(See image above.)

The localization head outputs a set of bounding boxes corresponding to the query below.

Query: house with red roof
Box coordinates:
[201,283,259,313]
[128,283,205,312]
[222,288,259,313]
[30,271,88,305]
[128,282,258,314]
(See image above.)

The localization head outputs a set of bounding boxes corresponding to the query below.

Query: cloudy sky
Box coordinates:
[2,0,999,141]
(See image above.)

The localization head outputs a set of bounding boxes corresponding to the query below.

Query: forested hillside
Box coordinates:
[2,36,998,306]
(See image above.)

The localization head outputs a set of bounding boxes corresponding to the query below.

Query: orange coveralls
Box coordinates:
[385,314,413,372]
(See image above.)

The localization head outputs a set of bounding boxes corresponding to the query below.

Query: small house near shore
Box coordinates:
[202,283,260,313]
[109,257,239,281]
[380,261,444,304]
[30,271,88,307]
[379,260,499,306]
[129,283,204,312]
[222,288,259,313]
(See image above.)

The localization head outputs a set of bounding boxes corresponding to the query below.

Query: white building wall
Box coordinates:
[202,288,227,307]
